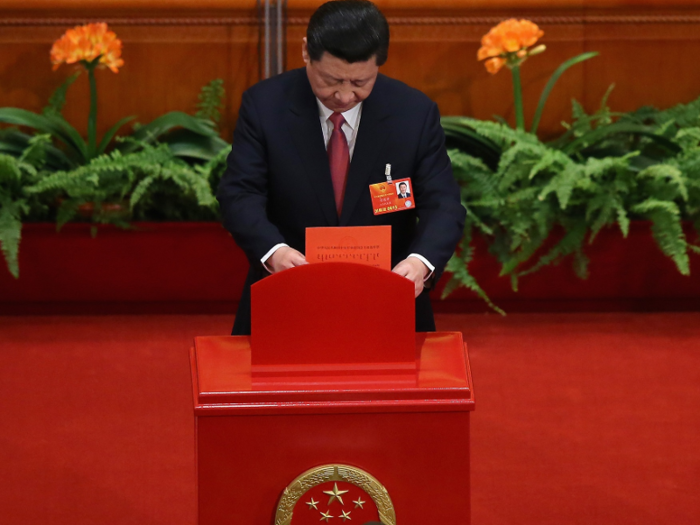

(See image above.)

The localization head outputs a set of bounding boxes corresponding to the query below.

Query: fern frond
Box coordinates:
[528,147,573,180]
[466,207,494,236]
[195,79,225,125]
[19,134,51,170]
[632,198,681,216]
[129,176,156,208]
[441,234,505,315]
[43,72,81,117]
[459,119,537,150]
[570,99,592,136]
[538,164,581,209]
[673,127,700,152]
[650,211,689,275]
[0,153,22,188]
[518,220,588,278]
[448,149,497,200]
[654,95,700,130]
[0,194,23,278]
[55,199,80,229]
[638,164,688,201]
[585,192,619,240]
[497,142,542,190]
[616,202,630,237]
[632,199,689,274]
[500,226,550,276]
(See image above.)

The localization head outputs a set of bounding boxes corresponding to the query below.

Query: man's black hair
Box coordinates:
[306,0,390,65]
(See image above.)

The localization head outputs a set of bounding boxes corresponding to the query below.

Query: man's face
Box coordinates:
[399,183,407,193]
[303,38,379,113]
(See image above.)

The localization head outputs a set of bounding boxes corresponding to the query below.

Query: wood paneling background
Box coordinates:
[2,0,700,140]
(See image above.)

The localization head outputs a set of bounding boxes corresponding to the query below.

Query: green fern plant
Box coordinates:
[195,79,226,127]
[443,28,700,312]
[25,141,219,229]
[0,135,53,277]
[443,114,700,311]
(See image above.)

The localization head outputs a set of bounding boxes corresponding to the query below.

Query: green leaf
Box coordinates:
[638,164,688,201]
[441,117,502,168]
[441,235,505,315]
[562,122,681,157]
[0,196,23,278]
[43,112,88,160]
[195,79,225,125]
[616,206,630,238]
[96,116,136,156]
[0,128,74,169]
[0,108,86,161]
[122,112,219,153]
[631,199,689,274]
[530,52,599,135]
[43,71,81,116]
[55,199,80,230]
[0,154,26,278]
[519,221,589,279]
[159,130,230,161]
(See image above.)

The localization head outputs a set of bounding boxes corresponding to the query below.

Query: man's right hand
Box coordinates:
[266,246,308,274]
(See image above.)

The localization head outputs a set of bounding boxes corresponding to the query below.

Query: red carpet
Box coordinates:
[1,313,699,524]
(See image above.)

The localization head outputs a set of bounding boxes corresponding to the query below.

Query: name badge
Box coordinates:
[369,177,415,216]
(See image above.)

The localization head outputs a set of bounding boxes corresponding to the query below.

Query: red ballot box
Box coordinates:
[191,263,475,524]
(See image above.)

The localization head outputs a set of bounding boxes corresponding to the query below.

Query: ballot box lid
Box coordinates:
[190,332,474,415]
[250,263,415,368]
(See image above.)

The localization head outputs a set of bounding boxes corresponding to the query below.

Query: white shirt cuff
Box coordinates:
[407,253,435,281]
[261,243,289,272]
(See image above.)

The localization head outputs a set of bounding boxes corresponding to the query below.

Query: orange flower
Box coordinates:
[484,57,506,75]
[477,19,544,74]
[50,23,124,73]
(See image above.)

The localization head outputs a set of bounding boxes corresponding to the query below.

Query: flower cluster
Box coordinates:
[50,23,124,73]
[477,19,545,74]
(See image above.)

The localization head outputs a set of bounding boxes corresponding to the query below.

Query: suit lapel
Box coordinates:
[339,76,391,225]
[285,70,339,226]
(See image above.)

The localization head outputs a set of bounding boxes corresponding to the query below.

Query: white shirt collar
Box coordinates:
[316,99,362,131]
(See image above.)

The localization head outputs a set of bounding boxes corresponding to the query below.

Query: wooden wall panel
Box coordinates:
[0,24,257,140]
[2,0,700,140]
[8,0,699,10]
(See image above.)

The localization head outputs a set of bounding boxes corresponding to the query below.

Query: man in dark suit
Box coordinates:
[217,0,465,335]
[397,182,410,199]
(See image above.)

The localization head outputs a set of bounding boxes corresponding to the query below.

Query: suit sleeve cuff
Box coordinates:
[407,253,435,281]
[261,243,289,273]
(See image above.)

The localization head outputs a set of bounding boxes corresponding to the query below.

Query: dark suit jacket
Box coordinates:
[217,68,465,335]
[398,192,411,198]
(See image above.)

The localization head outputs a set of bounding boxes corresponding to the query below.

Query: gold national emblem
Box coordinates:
[274,464,396,525]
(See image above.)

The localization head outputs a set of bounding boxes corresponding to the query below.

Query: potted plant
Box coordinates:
[441,19,700,311]
[0,23,232,278]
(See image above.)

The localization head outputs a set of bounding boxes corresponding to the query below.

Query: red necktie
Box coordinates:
[327,112,350,215]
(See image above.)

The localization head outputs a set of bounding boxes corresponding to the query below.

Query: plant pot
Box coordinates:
[1,221,698,315]
[0,222,247,314]
[432,221,700,313]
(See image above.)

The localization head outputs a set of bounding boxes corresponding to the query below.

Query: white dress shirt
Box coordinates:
[317,100,362,158]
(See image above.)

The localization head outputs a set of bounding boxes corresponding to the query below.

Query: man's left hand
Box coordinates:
[392,257,429,298]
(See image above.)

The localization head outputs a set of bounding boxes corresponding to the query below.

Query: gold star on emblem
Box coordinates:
[353,497,365,509]
[340,510,352,521]
[323,483,349,506]
[306,498,319,510]
[320,510,333,522]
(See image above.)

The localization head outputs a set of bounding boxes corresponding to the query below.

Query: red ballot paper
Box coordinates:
[305,226,391,270]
